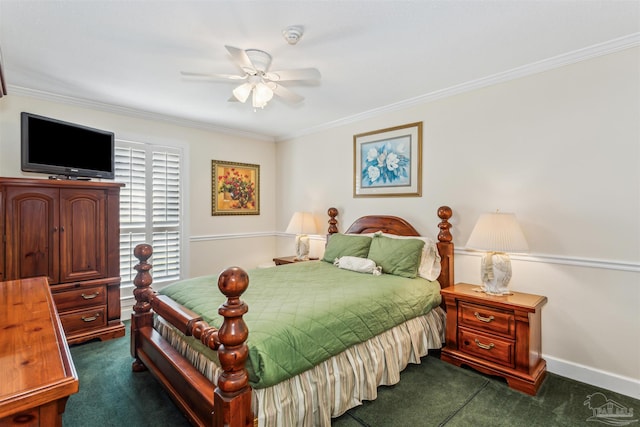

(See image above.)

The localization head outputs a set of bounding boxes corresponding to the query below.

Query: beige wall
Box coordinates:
[275,47,640,398]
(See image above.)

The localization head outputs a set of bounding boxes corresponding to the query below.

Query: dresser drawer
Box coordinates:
[458,327,515,368]
[0,407,39,426]
[53,285,107,311]
[459,302,514,337]
[59,306,107,334]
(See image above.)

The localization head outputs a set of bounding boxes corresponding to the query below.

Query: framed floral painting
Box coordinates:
[353,122,422,197]
[212,160,260,215]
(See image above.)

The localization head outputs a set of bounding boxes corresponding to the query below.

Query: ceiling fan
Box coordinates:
[181,45,321,109]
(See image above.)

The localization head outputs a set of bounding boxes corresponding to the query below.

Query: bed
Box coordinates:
[130,206,454,427]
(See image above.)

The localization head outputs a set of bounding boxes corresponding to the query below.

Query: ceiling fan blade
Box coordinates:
[271,84,304,103]
[181,71,246,80]
[265,68,321,82]
[225,45,255,73]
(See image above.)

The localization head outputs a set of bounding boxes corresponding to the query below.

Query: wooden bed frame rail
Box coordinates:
[131,245,253,427]
[130,206,453,427]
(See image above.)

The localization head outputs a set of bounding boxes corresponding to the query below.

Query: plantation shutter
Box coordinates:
[151,151,181,281]
[115,141,183,289]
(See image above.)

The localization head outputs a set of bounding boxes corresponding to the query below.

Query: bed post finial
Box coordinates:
[436,206,454,290]
[437,206,453,243]
[215,267,254,427]
[328,207,338,234]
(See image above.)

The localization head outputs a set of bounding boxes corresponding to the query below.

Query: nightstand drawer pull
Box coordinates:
[474,312,495,323]
[474,338,495,350]
[82,313,101,322]
[81,292,100,300]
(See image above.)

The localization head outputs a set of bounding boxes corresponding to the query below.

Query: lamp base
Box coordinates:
[477,252,513,295]
[474,287,513,296]
[294,235,310,261]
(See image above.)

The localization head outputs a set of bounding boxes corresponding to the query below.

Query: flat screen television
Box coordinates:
[21,112,115,180]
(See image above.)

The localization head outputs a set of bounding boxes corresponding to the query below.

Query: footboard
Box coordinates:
[130,244,254,427]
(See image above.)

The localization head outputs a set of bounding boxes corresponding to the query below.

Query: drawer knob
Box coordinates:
[474,338,495,350]
[474,311,495,323]
[82,313,101,322]
[81,292,100,300]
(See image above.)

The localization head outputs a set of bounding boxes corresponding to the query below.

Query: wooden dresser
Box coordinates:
[0,177,125,344]
[441,283,547,395]
[0,276,79,425]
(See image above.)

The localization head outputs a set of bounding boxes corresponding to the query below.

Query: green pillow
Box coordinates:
[367,234,425,278]
[322,234,372,263]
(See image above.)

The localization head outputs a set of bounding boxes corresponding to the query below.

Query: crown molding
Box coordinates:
[7,33,639,144]
[276,32,640,142]
[7,85,275,142]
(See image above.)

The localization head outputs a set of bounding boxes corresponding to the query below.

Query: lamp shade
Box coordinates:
[252,82,274,109]
[232,82,253,103]
[466,212,528,253]
[286,212,317,235]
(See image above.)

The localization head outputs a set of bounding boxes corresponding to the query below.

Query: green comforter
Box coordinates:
[159,260,441,389]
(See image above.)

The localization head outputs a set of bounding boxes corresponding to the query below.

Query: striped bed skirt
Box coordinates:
[155,306,446,427]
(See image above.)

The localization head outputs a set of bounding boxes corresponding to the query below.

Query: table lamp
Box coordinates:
[286,211,318,260]
[466,211,529,295]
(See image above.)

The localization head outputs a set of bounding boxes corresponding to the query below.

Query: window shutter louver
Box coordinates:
[116,146,147,226]
[115,141,183,288]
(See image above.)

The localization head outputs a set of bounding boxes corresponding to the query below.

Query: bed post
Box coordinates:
[327,207,338,235]
[214,267,254,427]
[131,243,154,372]
[436,206,454,289]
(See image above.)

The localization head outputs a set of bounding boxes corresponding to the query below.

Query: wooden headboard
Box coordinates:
[326,206,454,289]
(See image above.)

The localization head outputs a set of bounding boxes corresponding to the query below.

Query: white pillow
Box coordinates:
[334,256,382,275]
[377,232,441,281]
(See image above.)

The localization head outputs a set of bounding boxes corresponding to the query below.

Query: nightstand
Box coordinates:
[440,283,547,395]
[272,256,319,266]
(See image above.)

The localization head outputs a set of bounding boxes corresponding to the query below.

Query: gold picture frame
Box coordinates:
[353,121,422,197]
[212,160,260,215]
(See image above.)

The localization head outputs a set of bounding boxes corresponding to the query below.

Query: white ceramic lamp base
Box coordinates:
[479,252,513,295]
[294,234,310,261]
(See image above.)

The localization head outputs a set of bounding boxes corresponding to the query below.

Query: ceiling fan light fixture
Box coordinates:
[184,45,319,110]
[232,82,253,103]
[252,82,274,109]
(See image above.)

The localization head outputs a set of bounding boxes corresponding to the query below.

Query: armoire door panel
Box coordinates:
[59,189,107,283]
[5,187,60,282]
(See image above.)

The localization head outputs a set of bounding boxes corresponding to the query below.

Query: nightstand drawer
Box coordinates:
[459,302,514,337]
[458,327,515,368]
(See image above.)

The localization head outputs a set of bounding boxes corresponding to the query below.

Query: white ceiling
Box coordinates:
[1,1,639,141]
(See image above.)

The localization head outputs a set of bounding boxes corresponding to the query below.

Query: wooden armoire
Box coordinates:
[0,177,125,344]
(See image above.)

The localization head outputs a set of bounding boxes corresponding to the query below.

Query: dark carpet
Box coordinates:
[64,324,639,426]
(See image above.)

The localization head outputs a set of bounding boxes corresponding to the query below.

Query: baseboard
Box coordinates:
[545,354,640,400]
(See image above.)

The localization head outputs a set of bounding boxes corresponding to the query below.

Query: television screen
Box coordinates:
[21,112,115,180]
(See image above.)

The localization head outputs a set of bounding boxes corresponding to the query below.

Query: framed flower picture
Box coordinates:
[353,122,422,197]
[212,160,260,215]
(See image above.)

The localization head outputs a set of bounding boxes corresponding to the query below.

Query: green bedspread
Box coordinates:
[159,260,442,389]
